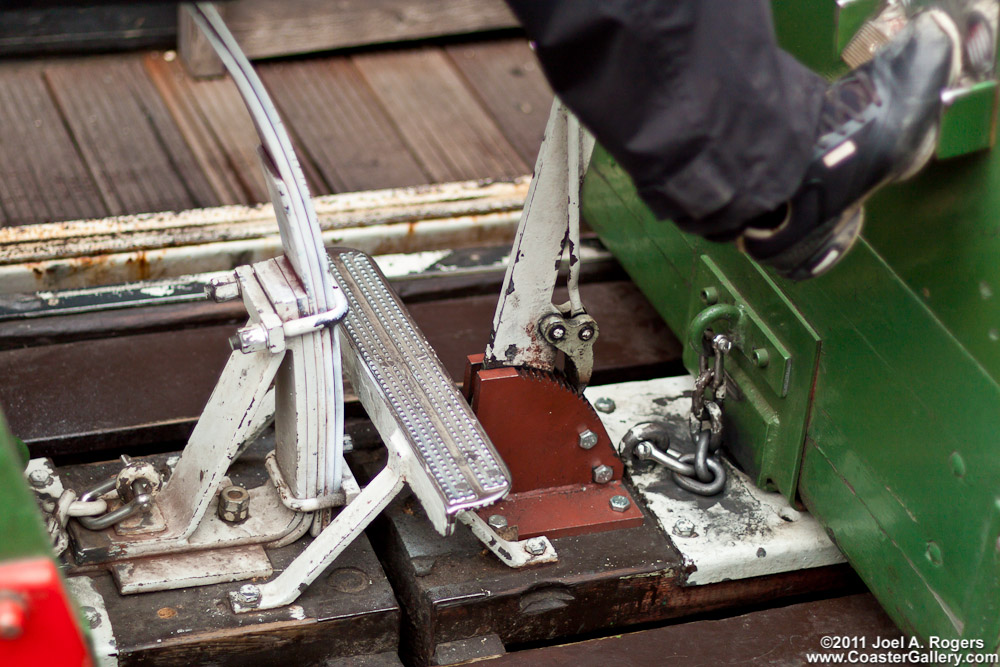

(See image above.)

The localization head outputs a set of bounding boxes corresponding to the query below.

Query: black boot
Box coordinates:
[741,9,962,280]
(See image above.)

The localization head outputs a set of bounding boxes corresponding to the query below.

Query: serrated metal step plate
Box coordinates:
[331,250,510,516]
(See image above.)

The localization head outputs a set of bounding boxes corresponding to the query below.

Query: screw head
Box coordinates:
[609,495,630,512]
[237,583,262,606]
[548,324,566,340]
[594,397,616,413]
[672,518,695,538]
[592,464,614,484]
[578,326,595,341]
[578,429,599,450]
[524,537,547,556]
[487,514,508,531]
[712,334,732,355]
[27,469,52,488]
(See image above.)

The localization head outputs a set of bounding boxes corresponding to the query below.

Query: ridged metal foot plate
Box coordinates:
[331,250,509,520]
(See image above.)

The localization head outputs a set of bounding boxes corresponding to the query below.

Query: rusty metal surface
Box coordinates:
[488,593,901,666]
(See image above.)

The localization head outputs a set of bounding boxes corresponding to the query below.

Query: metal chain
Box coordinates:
[624,333,730,496]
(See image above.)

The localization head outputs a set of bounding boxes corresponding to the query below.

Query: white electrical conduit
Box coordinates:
[187,4,346,500]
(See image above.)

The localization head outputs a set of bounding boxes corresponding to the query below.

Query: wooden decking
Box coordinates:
[0,37,551,227]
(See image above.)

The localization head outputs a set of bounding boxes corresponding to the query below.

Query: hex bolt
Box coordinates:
[237,584,261,607]
[0,594,26,640]
[592,464,614,484]
[578,326,595,341]
[547,324,567,341]
[712,334,732,355]
[524,537,547,556]
[218,485,250,524]
[594,397,616,414]
[487,514,508,532]
[672,518,696,538]
[205,275,240,303]
[752,348,770,368]
[230,325,268,354]
[578,429,599,450]
[609,495,631,512]
[27,469,52,489]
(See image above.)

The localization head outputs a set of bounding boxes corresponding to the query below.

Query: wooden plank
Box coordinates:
[354,47,529,183]
[143,52,252,206]
[0,62,108,225]
[0,5,176,57]
[44,56,218,217]
[490,593,900,666]
[177,0,519,78]
[446,39,553,166]
[259,58,429,192]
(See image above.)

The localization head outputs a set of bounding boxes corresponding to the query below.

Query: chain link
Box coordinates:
[624,332,729,496]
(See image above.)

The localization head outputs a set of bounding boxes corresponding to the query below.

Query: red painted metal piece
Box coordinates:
[0,558,91,667]
[465,354,642,538]
[483,481,643,540]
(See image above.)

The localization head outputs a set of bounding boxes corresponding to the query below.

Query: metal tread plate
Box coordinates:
[331,249,509,514]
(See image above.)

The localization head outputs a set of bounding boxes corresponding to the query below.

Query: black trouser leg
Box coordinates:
[505,0,827,239]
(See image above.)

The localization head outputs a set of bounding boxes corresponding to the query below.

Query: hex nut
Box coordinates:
[592,464,614,484]
[524,537,547,556]
[205,275,240,303]
[609,495,630,512]
[487,514,508,531]
[578,429,599,450]
[672,518,696,538]
[218,485,250,524]
[237,583,261,607]
[27,469,52,489]
[231,325,268,354]
[594,397,616,414]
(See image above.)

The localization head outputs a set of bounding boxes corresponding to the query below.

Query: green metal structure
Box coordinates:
[583,1,1000,649]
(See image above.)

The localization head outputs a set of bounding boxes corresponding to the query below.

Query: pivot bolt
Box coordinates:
[592,465,614,484]
[237,584,261,607]
[524,538,547,556]
[487,514,508,531]
[27,469,52,489]
[672,518,695,538]
[218,485,250,524]
[578,429,598,450]
[578,326,595,341]
[0,594,26,640]
[230,325,268,354]
[609,495,631,512]
[594,397,616,413]
[547,324,566,340]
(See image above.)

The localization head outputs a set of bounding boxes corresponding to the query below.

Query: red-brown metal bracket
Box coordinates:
[464,354,643,539]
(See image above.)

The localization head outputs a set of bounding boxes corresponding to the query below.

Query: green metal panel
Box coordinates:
[583,139,1000,646]
[0,413,53,562]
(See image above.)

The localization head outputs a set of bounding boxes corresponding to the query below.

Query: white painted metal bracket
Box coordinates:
[484,101,597,386]
[585,377,846,585]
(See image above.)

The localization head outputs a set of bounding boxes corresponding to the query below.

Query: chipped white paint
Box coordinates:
[288,605,306,620]
[64,576,117,667]
[111,545,273,594]
[374,250,452,277]
[584,376,845,586]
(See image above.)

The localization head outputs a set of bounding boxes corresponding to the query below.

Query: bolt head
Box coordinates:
[578,326,595,341]
[524,537,547,556]
[578,429,599,450]
[592,464,614,484]
[27,469,52,488]
[712,334,732,355]
[594,397,616,413]
[238,583,262,606]
[548,324,566,340]
[487,514,508,531]
[609,495,630,512]
[231,325,268,354]
[672,518,695,538]
[205,275,240,303]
